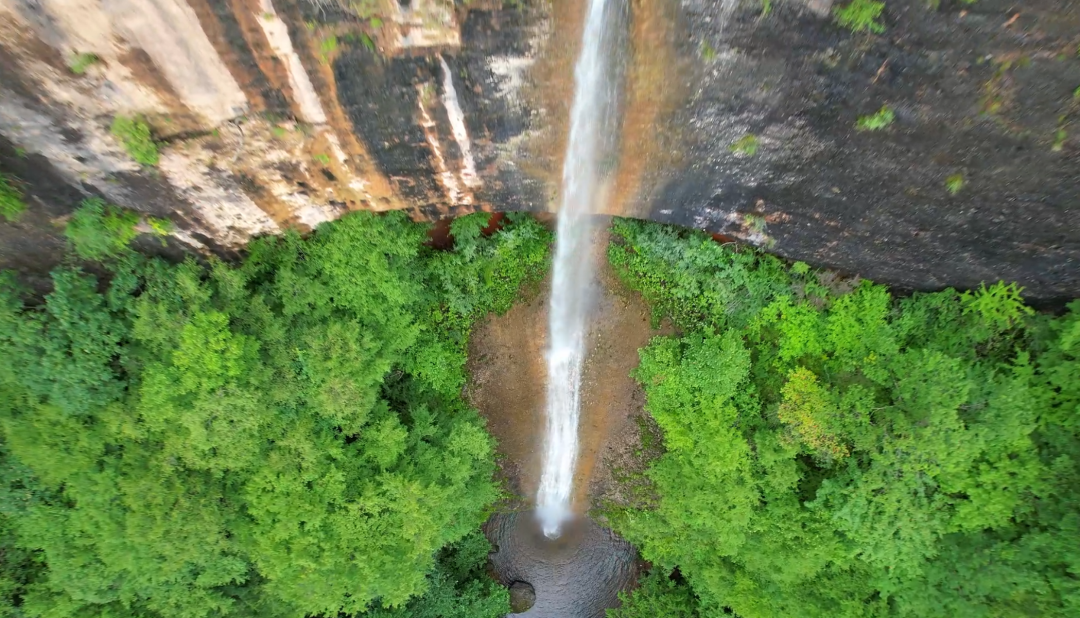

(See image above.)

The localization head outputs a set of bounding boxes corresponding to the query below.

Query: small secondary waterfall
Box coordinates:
[537,0,621,538]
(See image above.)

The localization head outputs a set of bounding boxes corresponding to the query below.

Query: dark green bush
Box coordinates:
[607,569,700,618]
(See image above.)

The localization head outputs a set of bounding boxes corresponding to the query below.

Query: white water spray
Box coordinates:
[537,0,621,539]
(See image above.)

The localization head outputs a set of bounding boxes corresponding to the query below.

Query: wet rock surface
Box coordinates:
[509,581,537,613]
[485,512,637,618]
[333,6,552,217]
[631,0,1080,298]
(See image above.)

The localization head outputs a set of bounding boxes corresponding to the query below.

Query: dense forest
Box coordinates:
[0,204,550,618]
[606,219,1079,618]
[1,205,1078,618]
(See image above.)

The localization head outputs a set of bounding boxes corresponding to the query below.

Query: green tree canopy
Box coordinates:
[608,218,1080,618]
[0,209,550,618]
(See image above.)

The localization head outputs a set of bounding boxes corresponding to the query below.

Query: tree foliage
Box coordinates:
[607,568,700,618]
[365,531,509,618]
[0,211,550,618]
[608,218,1080,618]
[64,198,141,260]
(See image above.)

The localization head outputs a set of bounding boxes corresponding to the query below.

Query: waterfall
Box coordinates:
[537,0,621,539]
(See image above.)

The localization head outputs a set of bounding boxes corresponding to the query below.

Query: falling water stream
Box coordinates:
[537,0,621,538]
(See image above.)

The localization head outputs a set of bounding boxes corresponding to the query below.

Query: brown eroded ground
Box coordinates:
[465,224,666,514]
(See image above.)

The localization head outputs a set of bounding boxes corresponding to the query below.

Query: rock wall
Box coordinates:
[624,0,1080,299]
[0,0,553,273]
[0,0,1077,297]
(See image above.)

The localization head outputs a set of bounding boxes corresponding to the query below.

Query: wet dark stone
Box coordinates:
[331,7,551,214]
[0,134,86,292]
[453,8,551,212]
[638,0,1080,299]
[334,47,441,207]
[485,512,637,618]
[509,581,537,614]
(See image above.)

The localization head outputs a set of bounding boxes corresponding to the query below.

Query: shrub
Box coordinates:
[856,106,895,131]
[729,134,759,156]
[348,0,379,19]
[946,173,965,195]
[68,52,100,75]
[834,0,885,34]
[147,216,172,236]
[64,198,140,260]
[319,35,338,63]
[0,174,25,222]
[1052,127,1067,152]
[700,41,717,62]
[110,115,159,166]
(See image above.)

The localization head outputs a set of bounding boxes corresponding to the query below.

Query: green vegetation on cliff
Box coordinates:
[856,106,895,132]
[0,208,550,618]
[608,219,1079,618]
[64,198,142,260]
[0,174,25,222]
[110,116,159,167]
[67,52,101,75]
[834,0,886,34]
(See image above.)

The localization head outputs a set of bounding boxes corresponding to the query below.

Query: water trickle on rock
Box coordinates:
[537,0,622,538]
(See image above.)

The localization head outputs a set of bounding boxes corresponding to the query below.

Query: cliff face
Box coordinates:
[0,0,1077,297]
[633,0,1080,299]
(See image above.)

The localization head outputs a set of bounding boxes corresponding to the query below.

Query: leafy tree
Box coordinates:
[365,531,509,618]
[607,569,700,618]
[608,219,1079,618]
[0,211,549,618]
[777,367,852,461]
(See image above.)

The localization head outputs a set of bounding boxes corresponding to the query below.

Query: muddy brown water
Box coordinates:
[467,225,665,616]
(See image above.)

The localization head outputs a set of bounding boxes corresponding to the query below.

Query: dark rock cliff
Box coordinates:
[630,0,1080,298]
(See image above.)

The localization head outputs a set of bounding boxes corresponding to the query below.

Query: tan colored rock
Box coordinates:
[0,0,247,127]
[384,0,460,55]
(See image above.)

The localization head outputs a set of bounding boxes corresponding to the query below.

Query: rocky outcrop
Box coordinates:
[0,0,1077,297]
[508,581,536,613]
[627,0,1080,298]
